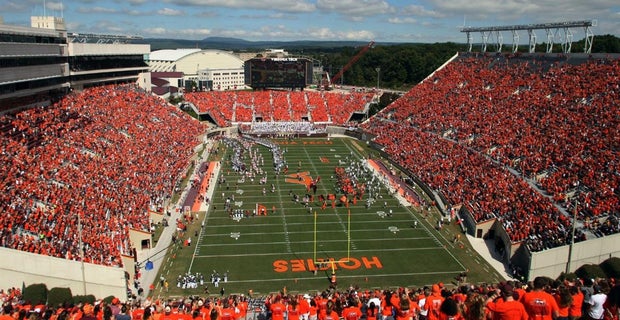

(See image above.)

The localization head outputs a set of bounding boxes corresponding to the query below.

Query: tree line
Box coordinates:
[292,34,620,91]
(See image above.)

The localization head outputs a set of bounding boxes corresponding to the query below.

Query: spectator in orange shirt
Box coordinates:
[555,285,573,320]
[309,299,318,320]
[288,297,302,320]
[425,285,445,320]
[382,291,396,320]
[219,300,236,320]
[318,301,339,320]
[394,294,413,320]
[568,286,583,320]
[486,284,528,320]
[520,277,559,320]
[299,294,311,320]
[342,298,363,320]
[270,296,286,320]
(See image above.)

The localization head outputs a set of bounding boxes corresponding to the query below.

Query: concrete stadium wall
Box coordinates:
[528,232,620,279]
[129,228,152,251]
[0,247,127,299]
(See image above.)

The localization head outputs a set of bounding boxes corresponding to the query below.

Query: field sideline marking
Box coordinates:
[187,147,225,273]
[403,200,468,273]
[274,151,293,253]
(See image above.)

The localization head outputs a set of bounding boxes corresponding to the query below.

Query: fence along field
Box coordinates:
[173,137,473,295]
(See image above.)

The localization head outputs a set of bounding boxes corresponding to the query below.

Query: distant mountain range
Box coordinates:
[137,36,389,51]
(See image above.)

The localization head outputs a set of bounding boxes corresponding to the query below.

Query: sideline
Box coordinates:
[136,139,221,298]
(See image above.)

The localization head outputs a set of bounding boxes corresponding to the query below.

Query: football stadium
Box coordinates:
[0,14,619,320]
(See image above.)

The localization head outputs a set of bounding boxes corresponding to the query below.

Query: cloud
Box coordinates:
[65,21,82,31]
[427,0,617,22]
[195,11,219,18]
[143,27,168,36]
[240,13,297,20]
[388,17,417,24]
[45,1,66,11]
[163,0,316,13]
[0,1,29,12]
[307,27,375,40]
[401,4,445,18]
[45,1,65,11]
[140,24,376,41]
[126,10,144,16]
[77,6,120,14]
[157,7,184,16]
[346,16,365,22]
[90,20,126,33]
[176,28,212,37]
[317,0,392,16]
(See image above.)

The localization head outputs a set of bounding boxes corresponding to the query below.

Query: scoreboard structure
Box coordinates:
[244,57,313,90]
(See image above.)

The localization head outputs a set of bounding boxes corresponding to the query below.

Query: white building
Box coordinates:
[198,68,244,91]
[147,49,245,92]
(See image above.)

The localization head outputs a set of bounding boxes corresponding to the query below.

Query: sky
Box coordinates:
[1,0,619,43]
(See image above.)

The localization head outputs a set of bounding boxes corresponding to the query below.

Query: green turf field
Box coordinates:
[156,137,505,297]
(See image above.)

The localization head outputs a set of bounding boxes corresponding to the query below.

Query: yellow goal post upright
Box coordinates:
[313,209,351,273]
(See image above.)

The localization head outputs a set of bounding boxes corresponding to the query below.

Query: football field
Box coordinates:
[160,137,502,297]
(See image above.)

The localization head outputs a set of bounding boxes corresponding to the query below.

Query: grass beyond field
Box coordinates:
[155,137,505,298]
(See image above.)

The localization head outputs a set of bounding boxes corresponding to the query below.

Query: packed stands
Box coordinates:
[3,276,618,320]
[362,53,619,251]
[234,91,255,122]
[327,92,373,124]
[307,91,330,122]
[183,91,234,126]
[184,91,373,126]
[271,91,292,121]
[0,85,205,266]
[253,91,273,122]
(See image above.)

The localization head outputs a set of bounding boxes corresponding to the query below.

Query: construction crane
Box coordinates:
[322,40,375,90]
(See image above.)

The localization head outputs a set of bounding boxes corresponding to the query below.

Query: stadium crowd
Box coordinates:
[361,53,619,251]
[0,52,618,318]
[183,91,373,126]
[0,85,205,266]
[2,276,620,320]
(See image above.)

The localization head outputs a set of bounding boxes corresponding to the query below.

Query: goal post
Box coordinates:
[312,209,351,268]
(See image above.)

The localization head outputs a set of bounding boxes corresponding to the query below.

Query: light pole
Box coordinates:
[566,190,579,274]
[78,211,87,294]
[375,67,380,89]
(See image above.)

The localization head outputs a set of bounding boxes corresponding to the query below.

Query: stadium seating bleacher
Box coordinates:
[362,53,620,250]
[0,85,205,266]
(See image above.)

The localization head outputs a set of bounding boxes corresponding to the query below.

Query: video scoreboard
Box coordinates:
[244,57,312,89]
